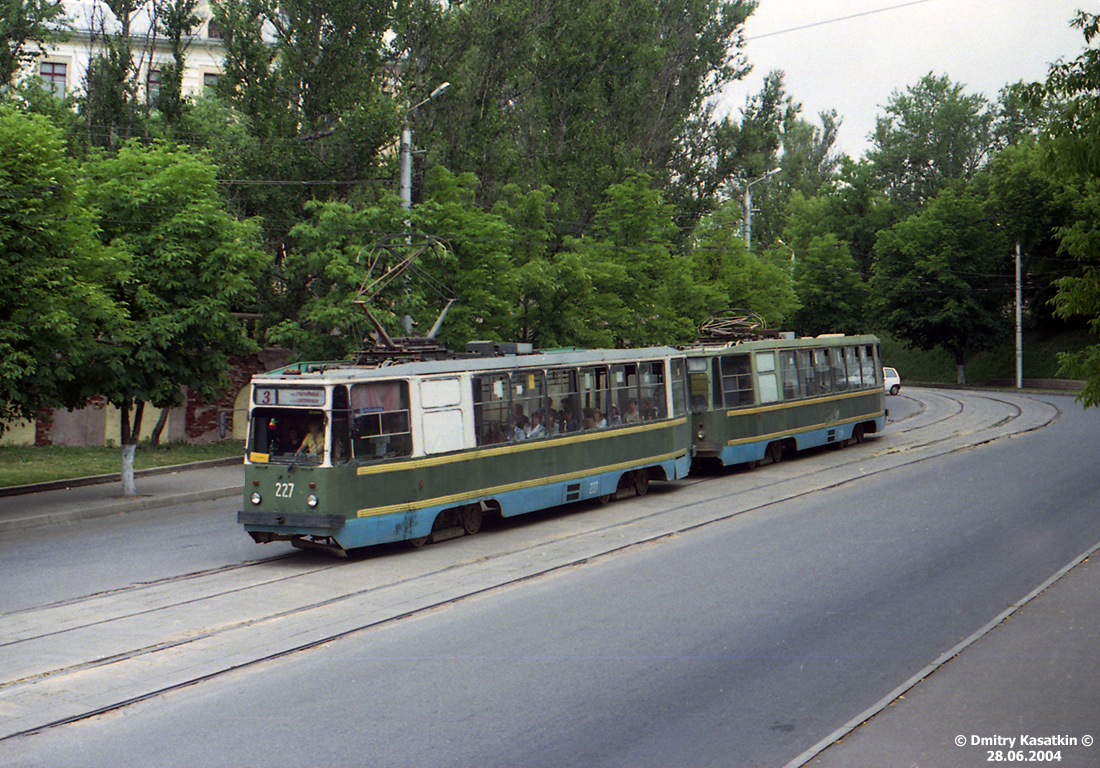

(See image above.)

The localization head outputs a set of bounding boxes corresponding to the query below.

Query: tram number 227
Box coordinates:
[275,482,295,498]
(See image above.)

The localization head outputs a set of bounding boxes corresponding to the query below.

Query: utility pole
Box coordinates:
[742,168,781,251]
[1016,241,1023,389]
[400,82,451,210]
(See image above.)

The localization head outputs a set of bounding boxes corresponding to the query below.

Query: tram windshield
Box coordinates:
[248,408,328,466]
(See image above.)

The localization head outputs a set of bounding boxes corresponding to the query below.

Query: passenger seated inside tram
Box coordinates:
[623,399,640,423]
[485,423,505,444]
[609,405,621,426]
[559,398,579,432]
[642,398,659,420]
[512,403,529,432]
[525,411,547,439]
[582,408,607,430]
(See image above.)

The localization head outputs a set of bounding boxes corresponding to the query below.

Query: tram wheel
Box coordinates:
[461,503,483,535]
[853,423,866,444]
[406,535,429,548]
[597,493,613,505]
[767,442,783,465]
[634,470,650,496]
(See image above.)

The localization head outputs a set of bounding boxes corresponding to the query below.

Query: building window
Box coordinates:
[207,19,223,39]
[203,72,219,91]
[39,62,66,96]
[147,69,161,101]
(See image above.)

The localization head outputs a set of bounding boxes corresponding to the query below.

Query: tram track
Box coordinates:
[0,388,1064,742]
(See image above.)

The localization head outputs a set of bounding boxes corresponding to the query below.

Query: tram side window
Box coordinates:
[861,345,878,386]
[331,386,351,463]
[579,366,610,429]
[640,361,666,419]
[610,363,639,424]
[671,358,687,416]
[814,350,835,394]
[512,370,547,439]
[721,355,754,408]
[546,368,580,433]
[781,351,802,400]
[350,381,412,460]
[686,357,710,411]
[845,347,862,388]
[474,373,512,444]
[832,348,849,391]
[798,350,816,397]
[712,358,723,409]
[756,352,780,404]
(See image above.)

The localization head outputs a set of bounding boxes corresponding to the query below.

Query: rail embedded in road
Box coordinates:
[0,388,1062,741]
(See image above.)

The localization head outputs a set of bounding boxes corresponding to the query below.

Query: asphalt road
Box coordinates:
[1,390,1096,767]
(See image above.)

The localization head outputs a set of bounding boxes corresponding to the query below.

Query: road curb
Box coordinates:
[0,485,242,534]
[0,457,243,498]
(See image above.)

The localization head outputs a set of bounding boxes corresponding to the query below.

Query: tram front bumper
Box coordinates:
[237,511,346,529]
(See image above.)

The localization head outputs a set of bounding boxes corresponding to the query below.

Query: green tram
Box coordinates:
[238,346,693,553]
[685,334,886,466]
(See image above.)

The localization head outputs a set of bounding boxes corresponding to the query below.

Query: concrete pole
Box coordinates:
[399,124,413,210]
[1016,240,1023,389]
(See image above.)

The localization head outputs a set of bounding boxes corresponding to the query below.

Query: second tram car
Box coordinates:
[686,334,886,466]
[238,346,692,553]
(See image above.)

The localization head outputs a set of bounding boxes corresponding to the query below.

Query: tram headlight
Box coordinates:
[250,492,262,505]
[696,423,706,440]
[306,494,319,508]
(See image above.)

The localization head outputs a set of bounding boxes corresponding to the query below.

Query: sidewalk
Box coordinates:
[0,460,243,533]
[797,543,1100,768]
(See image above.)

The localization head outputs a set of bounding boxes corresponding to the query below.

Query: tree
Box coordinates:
[871,184,1012,384]
[0,107,116,430]
[986,138,1082,330]
[1034,12,1100,405]
[78,141,269,494]
[0,0,68,88]
[394,0,755,230]
[689,200,795,329]
[869,73,996,209]
[566,173,699,346]
[267,169,519,359]
[782,193,867,335]
[209,0,400,250]
[78,0,149,149]
[149,0,202,129]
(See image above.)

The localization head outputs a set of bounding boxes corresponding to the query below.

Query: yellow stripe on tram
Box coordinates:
[356,449,688,518]
[355,417,687,477]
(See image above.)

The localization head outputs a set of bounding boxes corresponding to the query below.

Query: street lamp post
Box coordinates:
[742,167,781,251]
[400,81,451,210]
[777,238,795,268]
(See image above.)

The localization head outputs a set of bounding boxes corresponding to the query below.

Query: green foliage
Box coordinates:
[208,0,401,250]
[986,138,1082,328]
[1031,12,1100,406]
[871,185,1012,382]
[77,141,269,440]
[265,196,407,361]
[396,0,755,228]
[869,73,996,209]
[0,107,115,429]
[690,200,795,329]
[0,0,69,87]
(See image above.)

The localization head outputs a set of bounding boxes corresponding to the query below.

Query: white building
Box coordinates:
[32,0,226,101]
